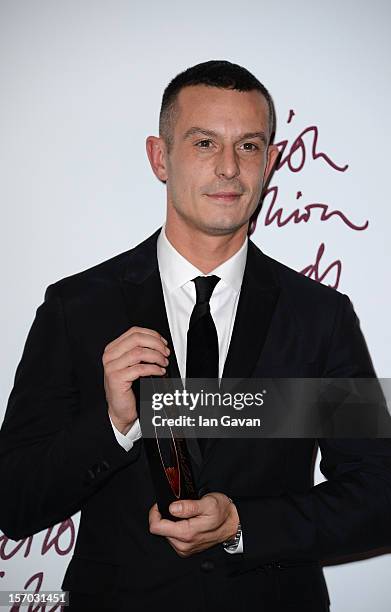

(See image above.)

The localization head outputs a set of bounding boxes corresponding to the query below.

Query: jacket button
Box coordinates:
[200,560,215,573]
[82,469,95,486]
[265,562,282,569]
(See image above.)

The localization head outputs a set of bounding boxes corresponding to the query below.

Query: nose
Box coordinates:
[215,145,240,180]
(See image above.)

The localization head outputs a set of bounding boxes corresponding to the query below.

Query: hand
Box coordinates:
[149,493,239,557]
[103,326,170,434]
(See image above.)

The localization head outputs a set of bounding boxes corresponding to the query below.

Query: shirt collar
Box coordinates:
[157,224,248,294]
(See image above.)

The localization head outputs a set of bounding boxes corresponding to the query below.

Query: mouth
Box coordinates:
[205,192,242,202]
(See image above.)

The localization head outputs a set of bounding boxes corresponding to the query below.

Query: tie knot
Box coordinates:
[192,275,220,304]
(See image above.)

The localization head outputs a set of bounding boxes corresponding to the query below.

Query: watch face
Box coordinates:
[224,541,238,551]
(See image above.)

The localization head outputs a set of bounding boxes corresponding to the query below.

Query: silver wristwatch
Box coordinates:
[222,521,242,552]
[222,497,241,552]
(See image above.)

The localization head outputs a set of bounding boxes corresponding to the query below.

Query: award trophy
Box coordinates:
[141,377,199,520]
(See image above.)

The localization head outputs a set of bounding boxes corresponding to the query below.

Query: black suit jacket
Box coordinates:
[1,228,391,612]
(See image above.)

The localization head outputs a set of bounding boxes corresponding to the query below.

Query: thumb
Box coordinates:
[169,500,201,518]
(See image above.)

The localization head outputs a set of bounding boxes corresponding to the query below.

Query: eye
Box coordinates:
[240,142,259,151]
[195,139,213,148]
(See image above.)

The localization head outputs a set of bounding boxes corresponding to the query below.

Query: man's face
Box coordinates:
[159,85,278,236]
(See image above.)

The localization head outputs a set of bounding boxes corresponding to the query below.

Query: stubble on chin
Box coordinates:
[169,191,255,237]
[177,208,248,237]
[197,221,247,236]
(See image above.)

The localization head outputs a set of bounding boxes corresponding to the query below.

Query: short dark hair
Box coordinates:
[159,60,276,152]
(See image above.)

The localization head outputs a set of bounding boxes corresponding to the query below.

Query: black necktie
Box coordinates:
[186,276,220,455]
[186,275,220,380]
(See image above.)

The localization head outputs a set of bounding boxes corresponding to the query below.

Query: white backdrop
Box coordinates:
[1,0,390,609]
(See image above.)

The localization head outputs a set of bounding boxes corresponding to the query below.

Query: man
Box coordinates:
[1,60,390,612]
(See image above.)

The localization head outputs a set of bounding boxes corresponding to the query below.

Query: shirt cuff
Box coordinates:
[224,530,244,554]
[109,416,142,451]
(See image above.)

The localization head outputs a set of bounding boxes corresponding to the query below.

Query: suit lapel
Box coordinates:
[119,229,180,380]
[222,240,280,382]
[119,229,203,473]
[201,240,280,461]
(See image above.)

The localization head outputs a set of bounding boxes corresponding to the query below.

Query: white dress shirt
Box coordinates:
[110,225,247,552]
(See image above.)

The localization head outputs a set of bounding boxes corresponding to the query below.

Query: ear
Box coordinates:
[146,136,168,182]
[263,144,280,183]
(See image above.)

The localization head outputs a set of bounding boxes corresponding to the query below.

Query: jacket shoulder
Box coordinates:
[44,229,159,303]
[264,251,345,305]
[45,249,130,301]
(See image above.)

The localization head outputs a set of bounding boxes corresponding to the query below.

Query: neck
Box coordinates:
[165,219,248,274]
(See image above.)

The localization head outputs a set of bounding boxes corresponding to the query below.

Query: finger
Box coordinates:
[104,332,170,363]
[169,499,204,519]
[149,510,194,540]
[148,503,161,526]
[167,532,219,557]
[149,504,181,537]
[108,326,166,350]
[105,347,169,373]
[166,536,195,557]
[112,363,167,383]
[105,332,168,360]
[169,496,225,533]
[150,509,216,541]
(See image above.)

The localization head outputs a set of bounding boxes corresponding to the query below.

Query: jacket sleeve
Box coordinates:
[0,284,142,540]
[234,294,391,564]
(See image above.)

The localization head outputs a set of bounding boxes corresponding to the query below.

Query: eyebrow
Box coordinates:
[183,127,268,146]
